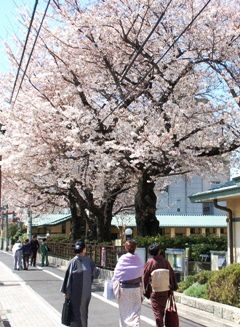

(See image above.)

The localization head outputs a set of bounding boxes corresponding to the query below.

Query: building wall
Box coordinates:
[156,175,228,215]
[227,197,240,263]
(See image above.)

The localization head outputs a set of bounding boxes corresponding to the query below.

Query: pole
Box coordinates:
[0,209,3,250]
[27,208,32,240]
[5,205,9,251]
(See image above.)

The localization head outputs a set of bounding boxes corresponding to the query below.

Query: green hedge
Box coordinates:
[208,264,240,307]
[178,264,240,307]
[135,235,227,261]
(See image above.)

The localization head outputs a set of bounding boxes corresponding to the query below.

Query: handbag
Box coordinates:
[165,294,179,327]
[61,299,72,326]
[143,282,152,299]
[103,280,115,300]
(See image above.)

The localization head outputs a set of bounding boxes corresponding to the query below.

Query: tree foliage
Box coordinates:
[0,0,239,240]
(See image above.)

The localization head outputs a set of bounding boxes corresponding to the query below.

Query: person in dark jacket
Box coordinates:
[144,243,178,327]
[61,240,96,327]
[30,235,39,267]
[22,239,32,270]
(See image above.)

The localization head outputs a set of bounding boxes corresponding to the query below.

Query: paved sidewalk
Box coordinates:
[0,261,62,327]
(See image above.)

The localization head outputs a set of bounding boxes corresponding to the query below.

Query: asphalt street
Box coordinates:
[0,251,202,327]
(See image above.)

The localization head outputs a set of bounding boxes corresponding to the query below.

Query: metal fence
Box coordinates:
[47,242,211,274]
[47,242,125,270]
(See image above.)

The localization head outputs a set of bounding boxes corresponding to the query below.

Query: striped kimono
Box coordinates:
[61,255,95,327]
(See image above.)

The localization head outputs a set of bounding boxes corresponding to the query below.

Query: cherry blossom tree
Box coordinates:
[0,0,239,239]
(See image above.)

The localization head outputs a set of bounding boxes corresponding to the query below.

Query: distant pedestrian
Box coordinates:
[40,238,49,267]
[61,240,96,327]
[112,239,144,327]
[143,243,178,327]
[30,234,39,267]
[12,239,23,270]
[22,239,32,270]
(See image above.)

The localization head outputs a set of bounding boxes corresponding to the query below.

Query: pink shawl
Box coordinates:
[112,252,144,282]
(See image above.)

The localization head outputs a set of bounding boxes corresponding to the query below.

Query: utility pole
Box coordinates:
[5,205,9,251]
[27,207,32,240]
[0,208,3,250]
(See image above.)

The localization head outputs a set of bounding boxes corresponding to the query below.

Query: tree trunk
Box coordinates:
[135,172,159,236]
[96,202,114,242]
[68,192,85,241]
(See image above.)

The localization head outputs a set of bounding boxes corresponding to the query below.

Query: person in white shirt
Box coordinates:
[12,240,23,270]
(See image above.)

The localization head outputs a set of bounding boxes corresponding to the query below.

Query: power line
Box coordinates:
[101,0,213,124]
[140,0,213,84]
[12,0,51,106]
[120,0,174,82]
[9,0,39,104]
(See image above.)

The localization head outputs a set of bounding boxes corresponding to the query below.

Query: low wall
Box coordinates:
[175,293,240,325]
[47,255,240,325]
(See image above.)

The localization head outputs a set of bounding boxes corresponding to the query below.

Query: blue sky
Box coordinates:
[0,0,40,72]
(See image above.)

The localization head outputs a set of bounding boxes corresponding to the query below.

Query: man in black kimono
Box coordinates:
[61,240,96,327]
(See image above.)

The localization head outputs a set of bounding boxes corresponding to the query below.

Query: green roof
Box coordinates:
[32,214,71,227]
[112,214,227,228]
[189,176,240,203]
[32,213,227,228]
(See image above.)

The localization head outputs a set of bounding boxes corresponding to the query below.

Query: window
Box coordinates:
[202,202,214,215]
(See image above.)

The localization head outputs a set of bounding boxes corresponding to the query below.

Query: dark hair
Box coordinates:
[149,243,160,256]
[25,239,29,243]
[125,240,137,254]
[74,240,86,254]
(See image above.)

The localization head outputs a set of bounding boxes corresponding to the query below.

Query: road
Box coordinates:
[0,251,203,327]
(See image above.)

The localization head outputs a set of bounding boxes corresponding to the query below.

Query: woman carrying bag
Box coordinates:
[143,243,178,327]
[61,240,96,327]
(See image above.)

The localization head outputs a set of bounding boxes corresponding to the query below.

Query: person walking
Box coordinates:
[40,238,49,267]
[30,234,39,267]
[143,243,178,327]
[61,240,96,327]
[12,239,23,270]
[22,238,32,270]
[112,239,144,327]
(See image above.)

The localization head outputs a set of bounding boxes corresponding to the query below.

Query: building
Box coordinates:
[31,213,227,240]
[189,176,240,264]
[156,175,228,215]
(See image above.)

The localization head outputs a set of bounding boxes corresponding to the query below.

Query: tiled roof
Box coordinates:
[190,176,240,203]
[32,214,71,227]
[112,214,227,228]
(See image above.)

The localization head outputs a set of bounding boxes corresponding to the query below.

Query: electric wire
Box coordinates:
[101,0,213,124]
[12,0,51,106]
[120,0,174,82]
[9,0,39,104]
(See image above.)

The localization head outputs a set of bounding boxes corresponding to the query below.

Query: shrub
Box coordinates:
[184,282,208,299]
[195,270,212,284]
[48,234,71,243]
[208,263,240,307]
[178,270,213,292]
[178,275,196,292]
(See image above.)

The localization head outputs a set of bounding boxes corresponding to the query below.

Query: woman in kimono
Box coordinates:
[112,239,144,327]
[143,243,178,327]
[61,240,95,327]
